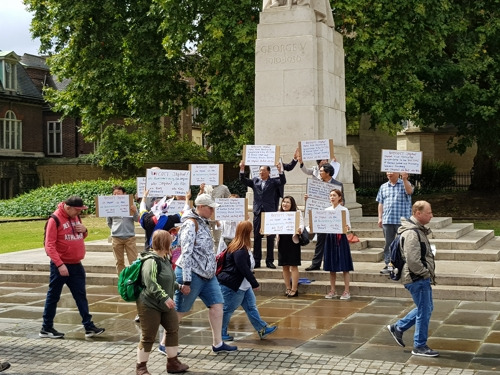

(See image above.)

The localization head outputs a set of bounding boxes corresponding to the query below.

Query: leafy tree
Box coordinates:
[24,0,190,170]
[157,0,260,161]
[334,0,500,190]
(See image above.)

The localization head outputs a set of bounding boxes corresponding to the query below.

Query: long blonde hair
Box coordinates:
[226,221,252,254]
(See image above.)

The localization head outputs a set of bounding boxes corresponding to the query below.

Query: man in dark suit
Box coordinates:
[239,160,286,269]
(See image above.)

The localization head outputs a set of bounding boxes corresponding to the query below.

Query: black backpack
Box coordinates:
[43,214,60,246]
[388,228,426,281]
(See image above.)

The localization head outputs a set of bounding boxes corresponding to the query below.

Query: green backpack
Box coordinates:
[118,254,161,302]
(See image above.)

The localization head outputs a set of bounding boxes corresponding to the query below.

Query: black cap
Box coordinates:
[64,196,88,210]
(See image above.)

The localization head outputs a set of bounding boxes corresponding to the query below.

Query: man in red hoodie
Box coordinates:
[40,196,105,339]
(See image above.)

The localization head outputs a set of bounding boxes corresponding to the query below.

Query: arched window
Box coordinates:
[0,111,22,150]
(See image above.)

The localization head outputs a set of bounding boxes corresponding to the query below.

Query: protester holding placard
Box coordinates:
[239,160,286,269]
[324,189,353,300]
[217,194,241,254]
[376,172,414,275]
[277,196,304,298]
[107,186,139,275]
[139,189,191,251]
[305,163,344,272]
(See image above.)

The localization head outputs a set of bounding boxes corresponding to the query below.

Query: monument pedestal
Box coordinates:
[254,6,361,216]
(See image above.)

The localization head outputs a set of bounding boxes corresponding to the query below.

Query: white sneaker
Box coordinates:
[325,291,337,299]
[340,292,351,300]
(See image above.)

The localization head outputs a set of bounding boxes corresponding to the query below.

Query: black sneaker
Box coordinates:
[39,327,65,339]
[212,342,237,353]
[305,266,320,271]
[85,325,105,338]
[412,345,439,357]
[387,324,405,347]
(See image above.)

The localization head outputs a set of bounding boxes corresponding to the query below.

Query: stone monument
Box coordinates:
[254,1,360,215]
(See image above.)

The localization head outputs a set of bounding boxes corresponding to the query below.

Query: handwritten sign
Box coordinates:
[309,209,347,234]
[249,165,279,179]
[136,177,146,198]
[261,211,300,235]
[299,139,334,161]
[243,145,280,166]
[163,199,191,215]
[305,197,331,216]
[215,198,248,221]
[146,169,191,196]
[306,178,342,202]
[381,150,423,174]
[190,164,223,186]
[95,195,134,217]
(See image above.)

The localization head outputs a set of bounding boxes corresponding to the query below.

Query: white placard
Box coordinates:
[299,139,334,161]
[136,177,146,198]
[95,195,133,218]
[146,169,191,196]
[249,165,279,179]
[190,164,223,186]
[243,145,279,166]
[261,211,299,235]
[309,210,347,234]
[163,199,190,215]
[381,150,423,174]
[305,197,331,216]
[215,198,247,221]
[306,178,342,202]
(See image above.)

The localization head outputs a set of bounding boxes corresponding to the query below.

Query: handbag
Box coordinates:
[347,231,360,243]
[298,227,310,246]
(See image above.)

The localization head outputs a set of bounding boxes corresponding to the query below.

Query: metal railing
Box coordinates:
[356,172,471,191]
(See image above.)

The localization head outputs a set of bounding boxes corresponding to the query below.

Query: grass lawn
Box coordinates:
[0,216,110,254]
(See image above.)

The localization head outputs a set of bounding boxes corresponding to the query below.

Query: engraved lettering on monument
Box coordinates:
[259,41,308,66]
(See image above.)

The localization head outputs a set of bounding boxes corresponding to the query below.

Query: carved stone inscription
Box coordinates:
[257,40,309,67]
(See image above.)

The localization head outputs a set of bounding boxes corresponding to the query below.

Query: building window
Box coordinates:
[47,121,62,155]
[0,111,22,150]
[0,178,11,199]
[3,61,17,91]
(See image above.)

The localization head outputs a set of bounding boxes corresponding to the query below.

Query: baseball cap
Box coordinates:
[194,194,219,208]
[64,196,88,210]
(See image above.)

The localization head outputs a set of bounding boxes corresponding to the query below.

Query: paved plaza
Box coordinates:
[0,278,499,374]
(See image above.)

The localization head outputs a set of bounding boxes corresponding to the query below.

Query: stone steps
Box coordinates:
[2,216,499,302]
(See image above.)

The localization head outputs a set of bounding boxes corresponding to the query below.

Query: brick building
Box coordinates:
[0,51,94,198]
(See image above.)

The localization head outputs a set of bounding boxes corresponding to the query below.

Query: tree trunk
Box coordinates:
[470,138,500,191]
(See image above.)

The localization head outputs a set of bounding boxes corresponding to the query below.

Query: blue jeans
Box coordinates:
[220,284,267,336]
[382,224,400,264]
[174,267,224,313]
[42,262,93,330]
[396,278,433,348]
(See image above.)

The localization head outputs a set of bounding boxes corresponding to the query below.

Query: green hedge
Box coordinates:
[0,178,248,218]
[0,179,137,217]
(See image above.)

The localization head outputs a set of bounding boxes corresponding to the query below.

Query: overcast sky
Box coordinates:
[0,0,41,56]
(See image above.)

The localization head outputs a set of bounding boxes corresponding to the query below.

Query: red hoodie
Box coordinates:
[44,202,88,267]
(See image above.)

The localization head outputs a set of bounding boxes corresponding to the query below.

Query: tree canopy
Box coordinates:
[25,0,500,189]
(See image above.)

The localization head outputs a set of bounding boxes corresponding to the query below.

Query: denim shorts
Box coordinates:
[174,266,224,313]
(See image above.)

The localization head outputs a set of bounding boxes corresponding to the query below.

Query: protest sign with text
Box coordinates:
[309,209,347,234]
[189,164,223,186]
[136,177,146,198]
[306,178,342,202]
[381,150,422,174]
[95,195,134,218]
[260,211,300,235]
[243,145,280,166]
[215,198,248,221]
[299,139,334,161]
[146,169,190,196]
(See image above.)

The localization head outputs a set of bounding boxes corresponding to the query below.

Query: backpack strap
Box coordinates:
[188,218,199,233]
[43,214,60,246]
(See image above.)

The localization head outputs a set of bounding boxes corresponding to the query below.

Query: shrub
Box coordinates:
[0,178,136,217]
[414,160,457,194]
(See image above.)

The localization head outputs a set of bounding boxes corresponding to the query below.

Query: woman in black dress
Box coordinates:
[277,196,304,298]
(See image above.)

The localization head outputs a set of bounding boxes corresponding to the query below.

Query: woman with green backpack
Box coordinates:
[135,230,189,375]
